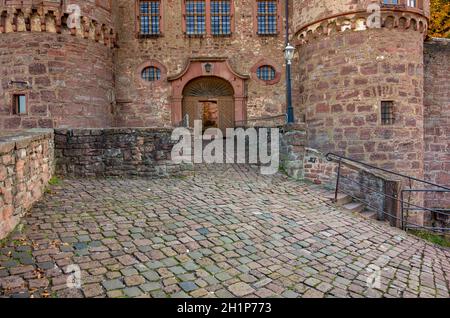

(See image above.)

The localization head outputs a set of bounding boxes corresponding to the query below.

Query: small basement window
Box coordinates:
[13,94,27,115]
[381,101,395,125]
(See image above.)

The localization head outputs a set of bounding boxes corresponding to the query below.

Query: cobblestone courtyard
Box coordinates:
[0,165,449,298]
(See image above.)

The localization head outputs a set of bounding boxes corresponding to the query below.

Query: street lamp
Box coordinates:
[284,44,295,65]
[284,0,295,124]
[284,43,295,124]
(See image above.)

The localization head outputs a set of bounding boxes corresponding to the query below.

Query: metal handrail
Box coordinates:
[326,153,450,191]
[326,152,450,233]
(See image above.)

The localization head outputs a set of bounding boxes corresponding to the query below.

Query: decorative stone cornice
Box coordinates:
[294,10,428,46]
[0,4,116,48]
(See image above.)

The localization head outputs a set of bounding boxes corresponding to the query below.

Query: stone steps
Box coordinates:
[322,192,353,206]
[360,209,378,220]
[322,190,383,221]
[342,202,365,213]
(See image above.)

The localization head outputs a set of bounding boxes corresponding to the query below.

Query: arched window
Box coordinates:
[141,66,161,82]
[256,65,276,81]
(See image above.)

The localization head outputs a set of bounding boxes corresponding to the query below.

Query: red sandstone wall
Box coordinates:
[0,130,54,239]
[296,27,425,179]
[293,0,430,31]
[113,0,289,127]
[424,38,450,207]
[0,33,114,129]
[0,1,115,130]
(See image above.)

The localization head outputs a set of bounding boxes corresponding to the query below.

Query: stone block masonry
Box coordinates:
[424,38,450,211]
[54,128,192,178]
[0,129,54,239]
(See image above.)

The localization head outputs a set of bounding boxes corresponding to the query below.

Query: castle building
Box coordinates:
[0,1,449,193]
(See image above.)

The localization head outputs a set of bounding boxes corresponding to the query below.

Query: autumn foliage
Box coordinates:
[429,0,450,38]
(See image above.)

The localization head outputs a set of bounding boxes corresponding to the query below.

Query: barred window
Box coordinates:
[257,0,278,35]
[257,65,276,81]
[186,0,206,35]
[140,0,161,35]
[141,66,161,82]
[211,0,231,36]
[381,101,395,125]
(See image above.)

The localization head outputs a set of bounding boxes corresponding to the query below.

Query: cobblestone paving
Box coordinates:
[1,165,449,298]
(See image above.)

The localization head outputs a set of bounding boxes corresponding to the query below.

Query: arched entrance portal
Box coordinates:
[168,58,249,129]
[183,77,234,133]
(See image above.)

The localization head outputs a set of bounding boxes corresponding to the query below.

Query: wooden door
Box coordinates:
[182,96,201,127]
[218,97,235,134]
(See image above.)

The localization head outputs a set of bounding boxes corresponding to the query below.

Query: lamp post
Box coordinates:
[285,43,295,124]
[284,0,295,124]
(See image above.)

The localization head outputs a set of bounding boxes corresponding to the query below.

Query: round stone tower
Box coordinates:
[0,0,116,129]
[292,0,430,178]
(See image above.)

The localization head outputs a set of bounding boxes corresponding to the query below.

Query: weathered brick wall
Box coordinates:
[0,33,114,129]
[113,0,288,127]
[0,1,115,130]
[281,126,414,227]
[423,38,450,209]
[0,129,54,239]
[295,27,426,179]
[54,128,192,177]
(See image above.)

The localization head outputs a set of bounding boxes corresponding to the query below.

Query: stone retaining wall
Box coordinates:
[54,128,192,178]
[0,129,54,239]
[281,127,407,226]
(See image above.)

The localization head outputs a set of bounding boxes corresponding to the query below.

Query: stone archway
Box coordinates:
[168,58,249,127]
[182,76,235,133]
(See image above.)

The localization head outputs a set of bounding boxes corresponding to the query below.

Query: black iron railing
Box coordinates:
[326,153,450,234]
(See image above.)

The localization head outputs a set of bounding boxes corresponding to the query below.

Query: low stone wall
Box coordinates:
[0,129,54,239]
[280,127,407,225]
[54,128,192,178]
[280,123,307,179]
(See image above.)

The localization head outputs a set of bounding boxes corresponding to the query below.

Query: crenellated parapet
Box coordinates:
[293,0,430,45]
[294,10,428,45]
[0,0,116,47]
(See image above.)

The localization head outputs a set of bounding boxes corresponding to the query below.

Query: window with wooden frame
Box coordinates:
[13,94,27,115]
[185,0,206,35]
[383,0,399,4]
[138,0,162,37]
[381,101,395,125]
[210,0,231,36]
[256,0,279,35]
[407,0,417,7]
[182,1,235,36]
[381,0,423,9]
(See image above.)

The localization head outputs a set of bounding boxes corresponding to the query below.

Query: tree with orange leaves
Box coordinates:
[429,0,450,38]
